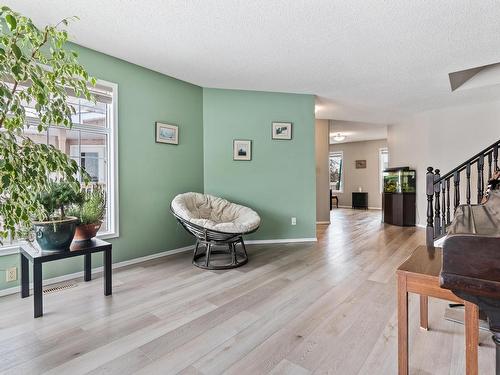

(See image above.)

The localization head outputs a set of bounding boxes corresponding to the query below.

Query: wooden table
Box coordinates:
[20,238,112,318]
[397,245,479,375]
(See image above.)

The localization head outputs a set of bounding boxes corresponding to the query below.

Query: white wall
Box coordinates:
[388,99,500,226]
[330,139,388,209]
[315,119,330,223]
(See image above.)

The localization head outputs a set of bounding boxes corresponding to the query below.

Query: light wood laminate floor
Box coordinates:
[0,209,495,374]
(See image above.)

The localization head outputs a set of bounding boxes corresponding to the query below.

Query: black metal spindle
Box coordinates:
[488,152,493,180]
[495,144,499,172]
[478,155,484,203]
[454,170,460,210]
[434,170,441,237]
[441,181,446,232]
[446,178,451,224]
[466,163,471,205]
[426,167,434,247]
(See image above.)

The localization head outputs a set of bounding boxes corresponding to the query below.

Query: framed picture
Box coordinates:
[355,160,367,169]
[233,139,252,161]
[272,122,292,140]
[155,122,178,145]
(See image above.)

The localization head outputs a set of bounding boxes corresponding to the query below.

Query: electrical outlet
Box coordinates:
[6,267,17,282]
[291,217,297,226]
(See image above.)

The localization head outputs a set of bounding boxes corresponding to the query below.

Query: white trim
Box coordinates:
[337,205,381,210]
[245,238,317,244]
[99,79,119,240]
[0,245,20,256]
[0,244,193,297]
[0,237,320,297]
[329,150,344,193]
[379,147,389,194]
[316,221,331,225]
[416,224,426,229]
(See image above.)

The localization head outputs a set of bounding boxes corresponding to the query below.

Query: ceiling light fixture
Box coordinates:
[333,133,345,142]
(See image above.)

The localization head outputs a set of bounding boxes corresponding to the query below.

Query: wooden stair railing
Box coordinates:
[426,139,500,247]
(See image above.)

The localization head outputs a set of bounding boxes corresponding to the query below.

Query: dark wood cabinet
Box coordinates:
[383,193,415,226]
[352,192,368,209]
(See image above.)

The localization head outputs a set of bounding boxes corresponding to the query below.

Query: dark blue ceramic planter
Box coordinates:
[33,217,78,251]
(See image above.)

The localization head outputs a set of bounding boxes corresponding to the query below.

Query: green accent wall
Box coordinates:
[0,44,204,292]
[203,88,316,240]
[0,51,318,293]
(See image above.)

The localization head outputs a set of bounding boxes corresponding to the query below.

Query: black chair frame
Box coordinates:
[170,206,259,270]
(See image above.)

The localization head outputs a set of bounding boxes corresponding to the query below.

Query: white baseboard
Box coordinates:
[0,237,318,297]
[245,238,317,244]
[0,245,194,298]
[316,221,330,225]
[337,205,381,210]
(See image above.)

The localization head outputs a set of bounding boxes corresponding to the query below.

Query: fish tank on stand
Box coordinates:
[382,167,416,226]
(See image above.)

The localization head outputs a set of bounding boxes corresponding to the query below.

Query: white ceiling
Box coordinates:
[7,0,500,124]
[329,121,387,144]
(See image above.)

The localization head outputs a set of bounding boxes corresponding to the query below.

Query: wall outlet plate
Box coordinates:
[291,217,297,225]
[6,267,17,282]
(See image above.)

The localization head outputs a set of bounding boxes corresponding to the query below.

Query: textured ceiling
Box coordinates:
[7,0,500,123]
[329,121,387,144]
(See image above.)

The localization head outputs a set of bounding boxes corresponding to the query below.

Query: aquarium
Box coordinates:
[383,167,416,193]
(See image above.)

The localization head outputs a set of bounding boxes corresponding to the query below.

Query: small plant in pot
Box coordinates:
[68,186,106,241]
[32,181,83,251]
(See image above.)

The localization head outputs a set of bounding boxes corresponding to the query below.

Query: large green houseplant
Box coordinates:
[0,6,95,247]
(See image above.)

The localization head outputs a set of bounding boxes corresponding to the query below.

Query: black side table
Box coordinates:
[352,192,368,209]
[20,238,112,318]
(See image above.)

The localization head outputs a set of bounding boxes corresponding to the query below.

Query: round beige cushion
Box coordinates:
[171,192,261,234]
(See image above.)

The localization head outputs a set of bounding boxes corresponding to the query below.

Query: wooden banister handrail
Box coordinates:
[426,138,500,246]
[435,139,500,182]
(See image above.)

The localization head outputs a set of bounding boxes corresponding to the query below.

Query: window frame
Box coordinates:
[0,79,119,253]
[379,147,389,194]
[329,151,344,193]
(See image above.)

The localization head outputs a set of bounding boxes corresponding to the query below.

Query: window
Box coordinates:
[379,148,389,193]
[329,151,343,192]
[2,80,118,243]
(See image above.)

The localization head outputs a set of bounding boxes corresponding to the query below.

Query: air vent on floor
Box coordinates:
[43,283,77,294]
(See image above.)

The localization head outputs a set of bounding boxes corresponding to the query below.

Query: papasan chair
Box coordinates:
[170,192,261,270]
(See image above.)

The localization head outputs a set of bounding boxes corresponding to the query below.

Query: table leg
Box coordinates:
[84,253,92,282]
[20,254,29,298]
[398,274,409,375]
[104,249,112,296]
[33,262,43,318]
[420,295,429,330]
[464,301,479,375]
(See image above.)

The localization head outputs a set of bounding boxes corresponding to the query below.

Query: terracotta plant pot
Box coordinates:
[74,221,102,242]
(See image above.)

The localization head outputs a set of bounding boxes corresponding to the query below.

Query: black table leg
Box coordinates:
[20,254,29,298]
[33,262,43,318]
[104,249,112,296]
[84,253,92,282]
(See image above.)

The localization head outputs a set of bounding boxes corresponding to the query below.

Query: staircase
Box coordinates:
[425,139,500,247]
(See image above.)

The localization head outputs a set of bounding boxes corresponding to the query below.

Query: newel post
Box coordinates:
[426,167,435,247]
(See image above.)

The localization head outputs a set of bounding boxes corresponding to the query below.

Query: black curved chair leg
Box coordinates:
[205,244,212,268]
[240,237,248,258]
[231,243,237,265]
[193,240,200,259]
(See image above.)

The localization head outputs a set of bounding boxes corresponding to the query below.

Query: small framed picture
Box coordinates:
[233,139,252,161]
[155,122,178,145]
[355,160,367,169]
[272,122,292,140]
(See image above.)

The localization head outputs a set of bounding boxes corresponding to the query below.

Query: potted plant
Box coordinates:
[32,181,83,250]
[68,186,106,241]
[0,7,95,245]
